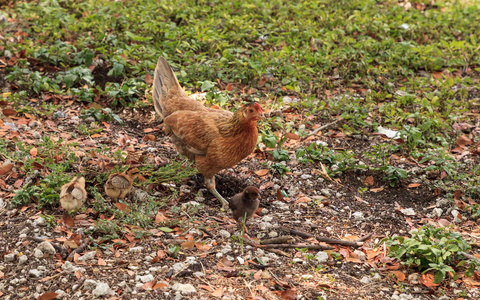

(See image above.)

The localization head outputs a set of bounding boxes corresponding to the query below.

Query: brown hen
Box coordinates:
[104,168,139,201]
[152,57,264,209]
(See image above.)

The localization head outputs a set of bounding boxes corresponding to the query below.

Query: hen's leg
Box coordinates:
[205,177,229,210]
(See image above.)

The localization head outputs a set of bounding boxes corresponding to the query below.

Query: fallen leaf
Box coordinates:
[114,203,131,213]
[0,163,13,175]
[254,270,262,280]
[408,183,420,188]
[276,189,284,201]
[30,147,38,157]
[144,134,156,142]
[280,288,297,300]
[457,135,473,147]
[286,132,300,140]
[143,281,156,290]
[364,175,374,186]
[155,212,167,224]
[254,169,269,176]
[391,271,406,282]
[2,108,17,117]
[98,258,107,266]
[294,196,311,204]
[145,73,153,85]
[212,288,223,297]
[37,292,58,300]
[453,190,462,200]
[153,282,168,290]
[226,83,233,91]
[420,273,440,288]
[63,213,75,227]
[0,271,4,279]
[370,187,384,193]
[181,241,195,249]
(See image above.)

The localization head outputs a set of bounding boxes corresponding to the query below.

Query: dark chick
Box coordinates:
[228,186,260,230]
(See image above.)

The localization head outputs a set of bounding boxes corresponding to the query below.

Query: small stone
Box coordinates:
[302,274,314,280]
[372,273,382,281]
[432,208,443,218]
[352,212,364,220]
[52,111,67,119]
[171,283,197,295]
[400,208,416,216]
[61,261,78,273]
[34,249,44,258]
[93,282,114,297]
[315,251,329,263]
[262,215,273,222]
[33,216,46,227]
[37,241,56,255]
[268,231,278,238]
[220,244,232,254]
[129,247,144,253]
[172,262,187,273]
[436,198,450,207]
[18,255,28,265]
[78,251,96,262]
[4,253,15,262]
[54,290,65,298]
[237,257,245,265]
[84,279,98,290]
[29,269,43,277]
[219,230,231,239]
[354,250,366,261]
[408,273,420,284]
[136,274,154,283]
[300,174,312,179]
[360,276,371,284]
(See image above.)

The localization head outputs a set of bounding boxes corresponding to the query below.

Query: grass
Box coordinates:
[1,0,480,266]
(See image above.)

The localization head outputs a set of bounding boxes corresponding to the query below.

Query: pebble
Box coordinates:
[172,262,188,273]
[4,253,15,262]
[171,283,197,295]
[29,269,43,277]
[84,279,98,290]
[373,273,382,281]
[218,230,231,239]
[54,290,65,298]
[408,273,420,284]
[34,249,44,258]
[360,276,371,284]
[220,244,232,254]
[315,251,329,263]
[78,251,96,262]
[432,208,443,218]
[129,246,144,253]
[136,274,154,283]
[18,255,28,265]
[262,215,273,222]
[436,198,450,207]
[33,216,46,227]
[352,212,364,220]
[400,208,416,216]
[268,231,278,238]
[52,111,67,119]
[237,257,245,265]
[354,250,366,261]
[93,282,114,297]
[62,261,78,273]
[37,241,56,255]
[451,210,461,223]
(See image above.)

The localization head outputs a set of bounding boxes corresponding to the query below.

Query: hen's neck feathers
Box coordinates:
[218,108,257,137]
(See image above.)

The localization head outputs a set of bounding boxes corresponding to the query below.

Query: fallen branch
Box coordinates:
[460,251,480,264]
[305,119,340,138]
[356,232,374,243]
[260,236,294,245]
[264,244,334,250]
[287,228,363,248]
[265,248,291,257]
[67,240,89,261]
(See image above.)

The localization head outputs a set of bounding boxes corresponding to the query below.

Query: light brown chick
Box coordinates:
[104,168,139,201]
[228,186,260,230]
[60,176,87,211]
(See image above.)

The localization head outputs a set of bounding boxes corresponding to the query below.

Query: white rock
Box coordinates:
[78,251,96,262]
[268,231,278,238]
[432,208,443,218]
[18,255,28,265]
[136,274,154,283]
[54,290,65,298]
[129,247,144,253]
[172,262,187,273]
[352,212,364,220]
[37,241,56,255]
[400,208,416,216]
[237,257,245,265]
[360,276,371,284]
[302,274,314,280]
[354,250,366,261]
[84,279,98,290]
[29,269,43,277]
[373,273,382,281]
[408,273,420,284]
[93,282,114,297]
[262,215,273,222]
[171,283,197,295]
[219,230,231,239]
[34,249,44,258]
[4,253,15,262]
[315,251,329,263]
[61,261,78,273]
[33,216,46,227]
[220,244,232,254]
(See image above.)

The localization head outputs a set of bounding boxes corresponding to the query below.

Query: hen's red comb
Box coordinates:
[255,102,263,113]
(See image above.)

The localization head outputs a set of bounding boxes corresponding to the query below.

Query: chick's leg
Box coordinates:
[205,177,229,210]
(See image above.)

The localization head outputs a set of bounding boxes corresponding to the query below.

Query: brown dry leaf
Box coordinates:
[153,282,168,290]
[98,258,107,266]
[37,292,58,300]
[0,271,4,279]
[370,187,384,193]
[339,248,350,258]
[453,190,462,200]
[181,241,195,249]
[254,169,269,176]
[253,270,262,280]
[64,240,78,249]
[13,179,23,189]
[2,108,17,116]
[420,273,440,288]
[432,72,442,79]
[294,196,311,204]
[0,163,13,175]
[391,271,406,282]
[145,73,153,85]
[195,243,211,251]
[408,183,420,188]
[155,212,167,224]
[199,285,214,292]
[457,135,473,147]
[286,132,300,140]
[211,288,223,298]
[142,281,156,290]
[63,213,75,227]
[144,134,156,142]
[226,83,233,91]
[30,147,38,157]
[114,203,131,213]
[280,288,298,300]
[276,189,284,201]
[364,175,374,186]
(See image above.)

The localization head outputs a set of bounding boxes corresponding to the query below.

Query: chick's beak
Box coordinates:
[258,112,266,120]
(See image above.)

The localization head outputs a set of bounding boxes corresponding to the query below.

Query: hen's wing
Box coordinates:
[152,57,206,119]
[109,174,131,189]
[164,109,232,156]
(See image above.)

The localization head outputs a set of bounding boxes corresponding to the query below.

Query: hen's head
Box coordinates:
[241,102,265,122]
[242,186,260,202]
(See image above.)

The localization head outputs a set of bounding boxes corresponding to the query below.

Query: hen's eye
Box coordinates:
[249,109,254,113]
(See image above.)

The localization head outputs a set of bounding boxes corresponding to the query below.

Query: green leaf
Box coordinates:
[108,62,124,77]
[159,227,173,233]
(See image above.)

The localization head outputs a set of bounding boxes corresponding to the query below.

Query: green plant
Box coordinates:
[382,226,477,284]
[381,166,407,187]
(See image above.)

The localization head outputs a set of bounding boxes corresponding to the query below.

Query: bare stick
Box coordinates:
[305,119,340,137]
[265,248,291,257]
[264,244,334,250]
[356,232,374,243]
[460,251,480,264]
[287,228,363,247]
[260,236,294,244]
[67,240,89,261]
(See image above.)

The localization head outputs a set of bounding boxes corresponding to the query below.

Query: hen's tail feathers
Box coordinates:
[152,57,182,119]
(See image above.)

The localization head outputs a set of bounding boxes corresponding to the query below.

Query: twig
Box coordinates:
[248,261,269,269]
[356,233,374,243]
[287,228,363,248]
[265,248,291,257]
[264,244,334,250]
[260,236,294,244]
[67,240,89,261]
[199,227,215,238]
[305,119,340,137]
[460,251,480,263]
